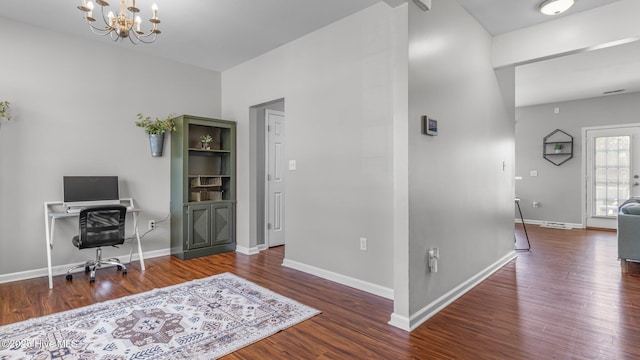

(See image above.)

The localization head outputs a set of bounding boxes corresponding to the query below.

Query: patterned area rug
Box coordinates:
[0,273,320,359]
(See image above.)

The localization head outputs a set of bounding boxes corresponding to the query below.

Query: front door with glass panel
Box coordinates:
[585,126,640,229]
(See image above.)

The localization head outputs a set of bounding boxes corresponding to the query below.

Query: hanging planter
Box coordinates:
[0,101,11,121]
[135,113,175,157]
[148,133,165,157]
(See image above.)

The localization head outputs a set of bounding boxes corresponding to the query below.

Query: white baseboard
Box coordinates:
[389,250,516,332]
[235,245,261,255]
[388,312,411,331]
[514,218,584,229]
[282,258,394,299]
[0,248,171,285]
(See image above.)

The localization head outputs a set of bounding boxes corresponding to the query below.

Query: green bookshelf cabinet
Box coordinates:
[170,115,236,259]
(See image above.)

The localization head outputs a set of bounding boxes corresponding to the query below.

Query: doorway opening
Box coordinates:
[249,99,285,252]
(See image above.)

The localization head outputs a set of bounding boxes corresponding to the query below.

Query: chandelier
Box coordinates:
[77,0,161,44]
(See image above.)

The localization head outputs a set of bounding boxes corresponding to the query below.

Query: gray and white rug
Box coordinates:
[0,273,320,359]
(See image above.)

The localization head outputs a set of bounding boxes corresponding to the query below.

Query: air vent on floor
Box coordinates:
[541,221,573,230]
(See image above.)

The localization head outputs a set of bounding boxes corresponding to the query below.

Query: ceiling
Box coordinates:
[0,0,380,72]
[0,0,636,107]
[457,0,638,107]
[457,0,620,36]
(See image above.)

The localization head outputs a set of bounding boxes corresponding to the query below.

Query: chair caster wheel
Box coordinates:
[122,270,127,275]
[117,265,122,270]
[66,274,72,281]
[89,278,95,284]
[85,266,90,273]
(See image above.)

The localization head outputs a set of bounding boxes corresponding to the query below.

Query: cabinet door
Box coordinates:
[187,204,212,249]
[211,203,233,246]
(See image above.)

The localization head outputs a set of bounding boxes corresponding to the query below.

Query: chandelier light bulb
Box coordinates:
[86,1,94,18]
[107,11,115,28]
[539,0,575,16]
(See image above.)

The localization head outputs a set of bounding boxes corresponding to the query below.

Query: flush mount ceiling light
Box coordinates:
[539,0,575,15]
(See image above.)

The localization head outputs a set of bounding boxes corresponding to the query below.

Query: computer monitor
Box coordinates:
[62,176,120,208]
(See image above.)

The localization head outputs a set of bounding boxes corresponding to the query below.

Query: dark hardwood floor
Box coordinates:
[2,225,640,359]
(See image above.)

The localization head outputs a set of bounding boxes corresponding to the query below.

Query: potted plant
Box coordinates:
[200,134,213,150]
[554,143,563,154]
[0,101,12,121]
[135,113,175,157]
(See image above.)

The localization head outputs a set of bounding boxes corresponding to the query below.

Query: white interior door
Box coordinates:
[266,109,285,247]
[585,125,640,229]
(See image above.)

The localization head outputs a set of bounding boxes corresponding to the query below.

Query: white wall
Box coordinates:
[399,0,515,328]
[0,18,221,279]
[516,92,640,225]
[222,3,403,295]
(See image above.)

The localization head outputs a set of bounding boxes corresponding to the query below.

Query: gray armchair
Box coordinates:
[618,197,640,272]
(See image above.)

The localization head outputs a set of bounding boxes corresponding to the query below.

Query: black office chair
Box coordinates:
[65,205,128,283]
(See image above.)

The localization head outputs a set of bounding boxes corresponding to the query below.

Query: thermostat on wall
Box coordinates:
[422,115,438,136]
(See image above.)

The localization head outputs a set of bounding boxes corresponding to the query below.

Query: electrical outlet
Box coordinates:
[360,237,367,251]
[148,220,156,230]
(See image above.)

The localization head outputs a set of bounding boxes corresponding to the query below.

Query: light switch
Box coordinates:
[530,170,538,177]
[288,160,297,171]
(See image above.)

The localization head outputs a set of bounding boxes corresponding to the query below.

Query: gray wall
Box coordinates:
[0,18,221,278]
[223,3,399,292]
[515,92,640,225]
[407,0,515,314]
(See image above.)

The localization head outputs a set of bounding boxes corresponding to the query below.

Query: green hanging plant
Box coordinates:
[135,113,175,135]
[0,101,12,120]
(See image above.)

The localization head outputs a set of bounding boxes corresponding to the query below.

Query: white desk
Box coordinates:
[43,198,144,289]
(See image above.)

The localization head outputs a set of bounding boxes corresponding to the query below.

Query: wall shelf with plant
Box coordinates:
[543,129,573,166]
